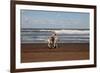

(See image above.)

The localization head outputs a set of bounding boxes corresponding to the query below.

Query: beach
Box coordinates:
[21,43,89,63]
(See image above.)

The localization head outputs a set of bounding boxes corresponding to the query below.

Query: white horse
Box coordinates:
[47,35,58,48]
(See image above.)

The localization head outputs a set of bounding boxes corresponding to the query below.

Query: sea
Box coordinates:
[21,28,89,43]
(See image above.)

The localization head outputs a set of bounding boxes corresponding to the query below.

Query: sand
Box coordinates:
[21,43,89,63]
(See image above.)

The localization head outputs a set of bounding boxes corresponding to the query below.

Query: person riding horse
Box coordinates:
[48,32,58,48]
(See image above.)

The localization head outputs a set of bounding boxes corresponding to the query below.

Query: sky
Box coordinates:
[21,9,90,29]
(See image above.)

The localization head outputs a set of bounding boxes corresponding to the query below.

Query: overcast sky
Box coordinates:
[21,10,90,29]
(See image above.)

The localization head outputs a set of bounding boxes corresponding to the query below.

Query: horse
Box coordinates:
[47,35,58,48]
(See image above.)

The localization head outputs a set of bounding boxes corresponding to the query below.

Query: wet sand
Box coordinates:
[21,43,89,63]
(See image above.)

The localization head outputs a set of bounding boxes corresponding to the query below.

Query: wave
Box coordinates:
[54,30,89,34]
[28,29,89,34]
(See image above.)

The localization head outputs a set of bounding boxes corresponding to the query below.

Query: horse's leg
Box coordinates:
[48,39,51,48]
[48,41,53,48]
[54,41,58,48]
[48,43,50,48]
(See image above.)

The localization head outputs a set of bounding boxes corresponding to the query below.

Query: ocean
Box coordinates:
[21,29,89,43]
